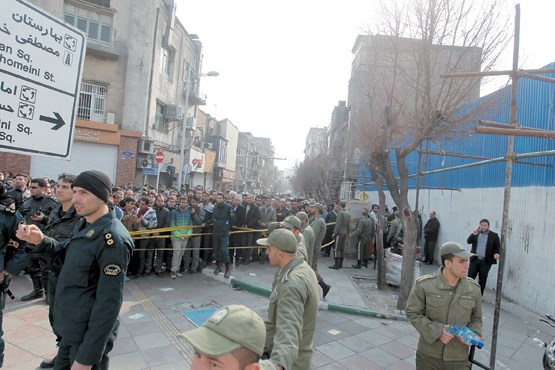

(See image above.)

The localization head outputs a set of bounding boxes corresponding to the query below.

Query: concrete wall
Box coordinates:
[362,186,555,314]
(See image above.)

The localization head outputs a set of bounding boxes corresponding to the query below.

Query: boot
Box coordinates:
[213,263,221,275]
[339,258,344,269]
[21,289,43,301]
[318,281,331,298]
[39,357,55,368]
[352,260,362,269]
[329,258,340,270]
[21,276,43,301]
[362,259,368,268]
[224,263,231,279]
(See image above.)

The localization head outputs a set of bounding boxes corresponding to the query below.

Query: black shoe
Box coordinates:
[329,258,340,270]
[318,281,331,298]
[224,263,231,279]
[40,357,55,368]
[243,259,250,265]
[214,265,221,275]
[21,289,43,301]
[352,260,362,269]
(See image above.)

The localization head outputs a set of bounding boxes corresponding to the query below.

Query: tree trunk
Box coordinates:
[376,177,387,290]
[396,208,418,311]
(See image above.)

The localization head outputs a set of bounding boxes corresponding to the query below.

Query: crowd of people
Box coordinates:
[0,169,500,369]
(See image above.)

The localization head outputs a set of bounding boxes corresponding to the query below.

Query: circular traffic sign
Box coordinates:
[154,151,164,163]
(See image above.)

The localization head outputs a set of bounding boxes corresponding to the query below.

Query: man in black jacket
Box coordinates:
[39,173,80,369]
[466,218,500,295]
[422,211,440,265]
[241,194,260,265]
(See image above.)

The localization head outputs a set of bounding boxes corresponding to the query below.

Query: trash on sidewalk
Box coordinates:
[160,287,174,292]
[182,306,219,327]
[249,273,257,277]
[328,329,341,335]
[128,313,145,320]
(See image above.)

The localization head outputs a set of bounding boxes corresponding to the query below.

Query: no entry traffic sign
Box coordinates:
[154,151,164,163]
[0,0,86,157]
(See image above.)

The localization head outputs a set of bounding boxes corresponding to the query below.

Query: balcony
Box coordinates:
[184,88,207,106]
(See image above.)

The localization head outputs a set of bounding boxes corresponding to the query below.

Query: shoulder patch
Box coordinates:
[103,264,122,276]
[416,274,435,283]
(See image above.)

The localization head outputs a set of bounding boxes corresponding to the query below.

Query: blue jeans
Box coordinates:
[213,235,230,263]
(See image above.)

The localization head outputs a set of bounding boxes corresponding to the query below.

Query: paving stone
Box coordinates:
[359,346,401,368]
[133,332,171,350]
[314,342,356,361]
[341,354,382,369]
[380,340,416,359]
[109,351,149,369]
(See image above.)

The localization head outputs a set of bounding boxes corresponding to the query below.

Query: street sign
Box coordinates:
[154,151,164,163]
[0,0,86,158]
[142,167,157,176]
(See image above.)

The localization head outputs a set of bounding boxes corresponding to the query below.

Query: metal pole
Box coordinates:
[178,67,191,192]
[490,5,520,369]
[476,126,555,139]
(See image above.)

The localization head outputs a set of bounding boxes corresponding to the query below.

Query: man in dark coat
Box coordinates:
[422,211,440,265]
[466,218,500,295]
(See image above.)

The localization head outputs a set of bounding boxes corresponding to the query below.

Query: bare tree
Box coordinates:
[351,0,510,309]
[290,153,344,201]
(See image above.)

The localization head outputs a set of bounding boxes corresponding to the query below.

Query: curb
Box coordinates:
[229,278,408,321]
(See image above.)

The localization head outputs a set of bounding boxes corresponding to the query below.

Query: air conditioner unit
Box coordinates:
[165,105,184,122]
[203,142,213,150]
[136,156,153,169]
[186,117,197,130]
[138,139,154,154]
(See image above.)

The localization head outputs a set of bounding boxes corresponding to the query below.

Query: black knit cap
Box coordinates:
[72,170,112,203]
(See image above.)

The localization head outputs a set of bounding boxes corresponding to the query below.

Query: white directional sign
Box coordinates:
[0,0,86,158]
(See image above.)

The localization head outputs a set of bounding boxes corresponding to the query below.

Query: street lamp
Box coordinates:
[177,68,219,191]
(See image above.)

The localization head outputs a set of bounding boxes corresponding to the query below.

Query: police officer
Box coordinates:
[257,229,319,370]
[20,177,58,302]
[351,208,375,269]
[406,242,482,370]
[38,173,80,369]
[179,304,266,370]
[17,170,133,370]
[0,181,28,367]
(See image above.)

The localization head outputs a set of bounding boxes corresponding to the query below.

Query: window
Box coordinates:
[77,82,107,121]
[161,48,174,79]
[81,0,110,7]
[64,13,112,45]
[154,102,167,132]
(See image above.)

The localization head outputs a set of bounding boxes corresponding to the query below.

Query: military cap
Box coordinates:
[257,228,297,253]
[296,211,309,220]
[282,215,301,230]
[440,242,473,257]
[178,304,265,357]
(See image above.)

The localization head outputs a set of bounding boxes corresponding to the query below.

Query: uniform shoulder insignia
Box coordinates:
[104,232,115,247]
[2,206,16,215]
[416,273,435,283]
[466,277,480,287]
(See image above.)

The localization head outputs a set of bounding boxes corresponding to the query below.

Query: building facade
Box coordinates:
[304,127,327,159]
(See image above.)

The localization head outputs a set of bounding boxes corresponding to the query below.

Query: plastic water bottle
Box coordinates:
[459,327,485,348]
[445,325,460,336]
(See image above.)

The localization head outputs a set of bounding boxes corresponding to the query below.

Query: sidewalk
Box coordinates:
[3,255,552,369]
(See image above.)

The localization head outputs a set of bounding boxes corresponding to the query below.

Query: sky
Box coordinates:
[177,0,555,171]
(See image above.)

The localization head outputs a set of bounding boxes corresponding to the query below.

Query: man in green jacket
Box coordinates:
[257,229,319,370]
[330,201,350,269]
[406,242,482,370]
[351,208,375,269]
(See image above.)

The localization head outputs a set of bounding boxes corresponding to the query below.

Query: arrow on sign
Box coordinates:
[39,113,66,130]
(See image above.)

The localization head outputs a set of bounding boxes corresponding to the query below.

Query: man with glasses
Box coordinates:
[20,177,58,302]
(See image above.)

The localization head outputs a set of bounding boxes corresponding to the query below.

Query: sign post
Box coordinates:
[154,151,164,189]
[0,0,86,157]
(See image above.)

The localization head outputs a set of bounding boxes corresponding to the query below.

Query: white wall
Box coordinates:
[363,186,555,314]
